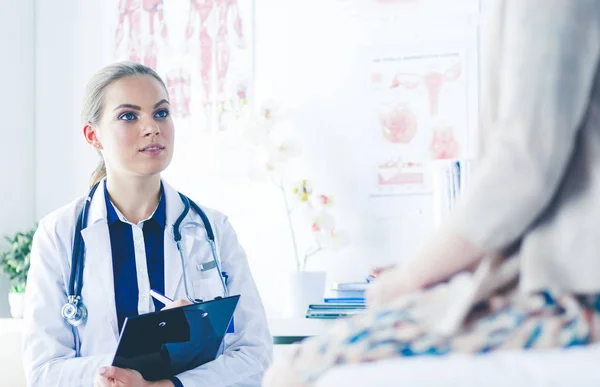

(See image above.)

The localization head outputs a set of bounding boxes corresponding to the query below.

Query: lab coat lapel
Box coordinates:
[80,180,119,339]
[163,180,194,299]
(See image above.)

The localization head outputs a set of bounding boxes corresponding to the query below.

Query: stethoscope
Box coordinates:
[61,182,229,327]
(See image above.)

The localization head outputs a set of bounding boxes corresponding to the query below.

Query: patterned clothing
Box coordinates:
[285,289,600,385]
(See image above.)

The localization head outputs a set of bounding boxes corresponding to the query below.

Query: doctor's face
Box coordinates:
[95,75,174,178]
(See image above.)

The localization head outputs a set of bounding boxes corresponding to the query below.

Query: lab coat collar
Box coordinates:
[80,180,118,338]
[80,178,195,333]
[86,179,109,226]
[163,180,193,299]
[87,179,178,226]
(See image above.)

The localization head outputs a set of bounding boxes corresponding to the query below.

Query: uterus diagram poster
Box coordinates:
[368,45,471,196]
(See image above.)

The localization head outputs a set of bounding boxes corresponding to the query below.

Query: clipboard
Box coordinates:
[111,295,240,381]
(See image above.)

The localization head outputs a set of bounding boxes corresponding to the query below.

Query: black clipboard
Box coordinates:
[111,295,240,381]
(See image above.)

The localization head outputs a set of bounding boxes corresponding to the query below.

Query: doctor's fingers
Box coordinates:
[161,298,193,311]
[97,366,141,384]
[94,374,115,387]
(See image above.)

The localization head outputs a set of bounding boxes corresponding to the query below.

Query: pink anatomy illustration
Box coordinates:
[114,0,252,130]
[390,62,462,116]
[143,0,167,40]
[141,0,167,69]
[215,0,245,129]
[377,160,425,187]
[166,68,192,118]
[430,126,461,159]
[186,0,214,112]
[185,0,246,129]
[115,0,167,70]
[379,104,418,144]
[115,0,142,63]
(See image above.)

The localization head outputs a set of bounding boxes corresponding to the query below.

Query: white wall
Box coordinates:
[35,1,114,219]
[0,0,35,317]
[32,1,479,317]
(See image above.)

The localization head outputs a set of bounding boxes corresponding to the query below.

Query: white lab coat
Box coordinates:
[22,180,272,387]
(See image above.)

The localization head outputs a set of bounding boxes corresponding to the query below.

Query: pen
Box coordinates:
[150,289,173,305]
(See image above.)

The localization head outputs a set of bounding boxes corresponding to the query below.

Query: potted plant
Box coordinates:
[0,226,36,318]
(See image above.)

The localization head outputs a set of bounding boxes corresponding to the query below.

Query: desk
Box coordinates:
[268,318,336,344]
[0,317,22,333]
[0,318,25,386]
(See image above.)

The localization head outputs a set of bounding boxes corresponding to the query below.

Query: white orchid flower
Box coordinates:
[314,229,350,250]
[269,139,301,163]
[316,193,334,208]
[312,211,335,231]
[329,230,351,250]
[248,165,269,182]
[291,179,313,202]
[259,99,281,121]
[244,121,273,146]
[236,79,248,106]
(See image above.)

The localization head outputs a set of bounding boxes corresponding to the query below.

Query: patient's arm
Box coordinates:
[367,225,486,308]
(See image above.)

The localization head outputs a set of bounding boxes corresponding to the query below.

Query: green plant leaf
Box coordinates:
[0,224,36,290]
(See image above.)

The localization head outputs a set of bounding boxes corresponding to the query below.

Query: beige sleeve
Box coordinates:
[449,0,600,252]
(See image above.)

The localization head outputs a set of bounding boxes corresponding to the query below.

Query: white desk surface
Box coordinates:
[268,318,336,338]
[0,317,22,334]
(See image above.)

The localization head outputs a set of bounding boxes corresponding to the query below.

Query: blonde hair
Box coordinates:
[81,61,169,188]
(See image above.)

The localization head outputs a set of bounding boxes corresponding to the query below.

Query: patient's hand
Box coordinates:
[366,266,420,309]
[369,265,396,278]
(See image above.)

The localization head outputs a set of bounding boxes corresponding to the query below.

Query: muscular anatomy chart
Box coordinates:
[166,68,192,118]
[113,0,253,132]
[185,0,247,129]
[115,0,167,70]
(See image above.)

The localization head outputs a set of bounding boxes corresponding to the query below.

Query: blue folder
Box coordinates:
[112,295,240,381]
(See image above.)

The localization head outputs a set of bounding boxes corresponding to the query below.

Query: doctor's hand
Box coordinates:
[94,366,172,387]
[161,298,193,311]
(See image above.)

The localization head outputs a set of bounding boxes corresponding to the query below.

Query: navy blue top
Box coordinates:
[104,184,185,386]
[104,183,166,331]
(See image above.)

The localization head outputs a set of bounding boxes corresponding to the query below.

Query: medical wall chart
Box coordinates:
[113,0,254,133]
[369,47,470,196]
[331,0,480,198]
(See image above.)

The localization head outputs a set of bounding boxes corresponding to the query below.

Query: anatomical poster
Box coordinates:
[113,0,253,133]
[369,45,470,196]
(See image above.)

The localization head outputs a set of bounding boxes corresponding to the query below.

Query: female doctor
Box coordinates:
[22,61,272,387]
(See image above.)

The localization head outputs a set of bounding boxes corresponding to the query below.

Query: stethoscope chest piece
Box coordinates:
[62,296,87,327]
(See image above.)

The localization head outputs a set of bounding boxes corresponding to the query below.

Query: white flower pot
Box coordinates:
[284,271,326,318]
[8,292,25,319]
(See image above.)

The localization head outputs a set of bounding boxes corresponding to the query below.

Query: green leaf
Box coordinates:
[0,224,37,290]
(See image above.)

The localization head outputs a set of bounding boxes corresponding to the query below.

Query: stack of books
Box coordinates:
[306,282,368,319]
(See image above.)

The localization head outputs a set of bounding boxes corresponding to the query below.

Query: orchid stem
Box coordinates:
[303,247,323,270]
[279,183,301,271]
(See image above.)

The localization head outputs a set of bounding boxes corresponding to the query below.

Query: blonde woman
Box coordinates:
[22,62,272,387]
